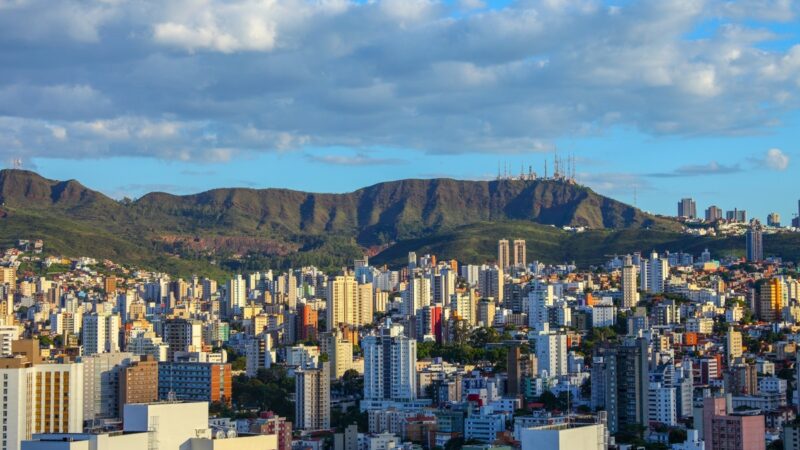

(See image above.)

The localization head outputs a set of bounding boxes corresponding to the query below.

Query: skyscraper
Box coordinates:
[81,352,134,421]
[478,265,503,302]
[402,276,431,316]
[362,321,417,403]
[621,256,639,309]
[513,239,526,268]
[295,361,331,431]
[677,198,697,219]
[535,330,568,378]
[767,212,781,227]
[639,251,669,294]
[726,327,743,365]
[705,205,723,222]
[746,221,764,262]
[162,318,203,361]
[226,274,247,313]
[758,277,784,322]
[328,275,371,329]
[591,338,649,434]
[497,239,510,270]
[82,313,120,356]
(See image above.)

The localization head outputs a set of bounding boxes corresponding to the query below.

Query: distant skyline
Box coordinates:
[2,0,799,222]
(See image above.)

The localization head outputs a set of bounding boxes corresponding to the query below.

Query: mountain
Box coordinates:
[0,168,764,276]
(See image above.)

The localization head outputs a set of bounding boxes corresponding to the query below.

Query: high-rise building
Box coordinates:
[327,275,372,329]
[402,276,431,317]
[432,269,455,306]
[621,256,639,309]
[639,251,669,294]
[746,221,764,262]
[362,321,417,403]
[506,343,522,399]
[0,267,16,288]
[591,339,649,434]
[320,328,353,380]
[726,209,747,223]
[119,355,159,413]
[477,300,496,327]
[677,198,696,219]
[295,361,331,431]
[767,212,781,227]
[705,205,723,222]
[497,239,510,270]
[81,352,134,421]
[297,304,319,342]
[726,327,743,365]
[226,275,247,313]
[451,291,477,326]
[0,350,84,450]
[162,318,203,361]
[535,330,568,378]
[513,239,526,268]
[82,313,120,356]
[528,283,554,332]
[758,278,785,322]
[478,265,503,302]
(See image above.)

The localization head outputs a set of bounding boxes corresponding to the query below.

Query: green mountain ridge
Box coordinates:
[0,169,793,275]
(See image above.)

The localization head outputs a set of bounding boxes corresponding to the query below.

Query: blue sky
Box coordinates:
[2,0,800,222]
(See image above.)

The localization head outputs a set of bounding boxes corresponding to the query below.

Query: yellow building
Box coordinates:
[759,278,785,322]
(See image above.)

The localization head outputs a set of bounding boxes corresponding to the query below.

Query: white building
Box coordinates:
[591,305,616,328]
[535,331,568,378]
[528,284,555,332]
[227,275,247,313]
[82,313,120,356]
[647,383,677,426]
[0,326,19,356]
[0,361,85,450]
[640,252,669,294]
[362,321,417,403]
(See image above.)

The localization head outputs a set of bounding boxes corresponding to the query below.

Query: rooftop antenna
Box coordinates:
[544,159,548,179]
[633,185,638,207]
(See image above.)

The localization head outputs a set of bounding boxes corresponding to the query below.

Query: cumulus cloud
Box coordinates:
[761,148,790,170]
[0,0,798,162]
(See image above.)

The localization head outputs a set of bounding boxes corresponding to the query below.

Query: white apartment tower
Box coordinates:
[362,321,417,402]
[639,251,669,294]
[82,313,120,356]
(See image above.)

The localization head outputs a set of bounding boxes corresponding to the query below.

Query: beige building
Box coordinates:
[327,276,373,330]
[295,362,330,431]
[321,329,353,380]
[497,240,510,270]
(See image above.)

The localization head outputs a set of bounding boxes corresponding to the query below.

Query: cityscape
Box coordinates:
[2,1,800,450]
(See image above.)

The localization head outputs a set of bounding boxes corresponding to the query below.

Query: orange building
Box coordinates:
[297,304,319,342]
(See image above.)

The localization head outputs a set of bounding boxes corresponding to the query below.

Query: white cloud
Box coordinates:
[763,148,790,170]
[0,0,798,162]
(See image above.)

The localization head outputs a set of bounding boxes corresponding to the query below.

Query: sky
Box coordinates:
[1,0,799,221]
